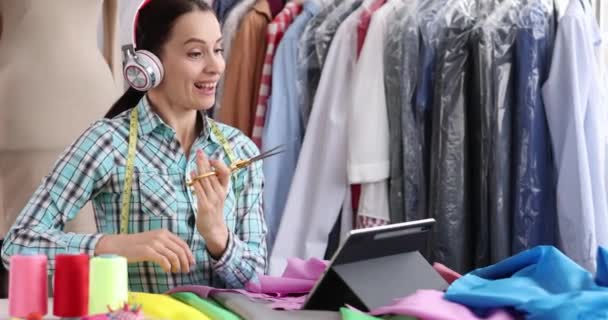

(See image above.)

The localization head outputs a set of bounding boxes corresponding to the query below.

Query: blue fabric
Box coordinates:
[262,0,320,254]
[445,246,608,319]
[511,4,557,254]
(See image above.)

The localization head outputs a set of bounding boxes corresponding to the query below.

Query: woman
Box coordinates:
[1,0,267,293]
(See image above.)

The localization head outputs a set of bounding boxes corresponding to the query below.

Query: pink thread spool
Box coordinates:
[9,254,48,317]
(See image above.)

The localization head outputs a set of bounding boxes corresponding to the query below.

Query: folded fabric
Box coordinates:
[245,257,328,295]
[128,291,210,320]
[369,290,517,320]
[166,284,307,310]
[340,307,417,320]
[170,291,242,320]
[445,246,608,319]
[213,292,341,320]
[166,257,329,310]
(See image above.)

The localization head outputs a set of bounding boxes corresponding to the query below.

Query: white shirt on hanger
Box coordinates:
[542,0,608,271]
[349,0,403,223]
[269,5,364,276]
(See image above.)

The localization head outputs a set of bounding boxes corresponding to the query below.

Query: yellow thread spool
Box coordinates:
[88,255,128,314]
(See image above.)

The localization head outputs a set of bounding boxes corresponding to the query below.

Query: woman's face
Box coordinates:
[155,10,225,111]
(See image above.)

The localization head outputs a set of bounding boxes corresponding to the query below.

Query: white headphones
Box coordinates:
[123,0,164,91]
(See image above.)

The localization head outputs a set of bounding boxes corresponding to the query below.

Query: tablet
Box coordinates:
[302,218,448,311]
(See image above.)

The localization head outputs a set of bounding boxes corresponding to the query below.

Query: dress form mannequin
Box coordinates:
[0,0,122,236]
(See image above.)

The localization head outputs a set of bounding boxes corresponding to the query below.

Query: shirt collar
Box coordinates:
[135,95,221,145]
[253,0,272,21]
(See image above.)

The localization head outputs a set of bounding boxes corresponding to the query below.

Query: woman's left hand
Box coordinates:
[190,149,231,259]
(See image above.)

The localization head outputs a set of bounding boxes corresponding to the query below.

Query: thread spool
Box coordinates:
[53,253,89,317]
[88,255,128,314]
[8,254,48,317]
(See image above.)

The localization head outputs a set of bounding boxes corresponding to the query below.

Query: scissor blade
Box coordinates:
[249,144,286,162]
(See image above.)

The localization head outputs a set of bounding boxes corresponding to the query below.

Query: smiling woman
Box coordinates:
[1,0,268,294]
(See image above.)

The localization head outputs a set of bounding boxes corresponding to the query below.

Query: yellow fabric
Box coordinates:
[128,292,211,320]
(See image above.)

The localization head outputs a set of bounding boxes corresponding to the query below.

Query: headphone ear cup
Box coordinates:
[123,49,164,91]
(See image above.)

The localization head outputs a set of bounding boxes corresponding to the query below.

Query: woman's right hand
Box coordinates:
[94,229,195,273]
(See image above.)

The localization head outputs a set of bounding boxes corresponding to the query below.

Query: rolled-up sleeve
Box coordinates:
[211,139,267,288]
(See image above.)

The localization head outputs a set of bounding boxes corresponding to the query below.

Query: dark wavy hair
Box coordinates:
[105,0,213,119]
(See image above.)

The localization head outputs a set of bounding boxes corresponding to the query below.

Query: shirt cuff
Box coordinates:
[347,161,390,183]
[64,233,105,256]
[209,232,236,271]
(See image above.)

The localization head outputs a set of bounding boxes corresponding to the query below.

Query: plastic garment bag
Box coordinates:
[384,3,407,223]
[383,1,421,224]
[296,0,344,128]
[314,0,364,69]
[511,0,557,255]
[413,0,451,225]
[470,0,522,267]
[427,0,476,273]
[399,4,425,223]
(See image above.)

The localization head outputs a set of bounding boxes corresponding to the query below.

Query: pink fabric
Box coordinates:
[166,258,329,310]
[368,290,519,320]
[432,262,462,284]
[251,2,302,147]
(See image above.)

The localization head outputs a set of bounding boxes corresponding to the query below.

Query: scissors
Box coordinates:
[186,144,285,186]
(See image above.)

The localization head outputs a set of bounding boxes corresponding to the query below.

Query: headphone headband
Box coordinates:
[132,0,153,49]
[123,0,164,91]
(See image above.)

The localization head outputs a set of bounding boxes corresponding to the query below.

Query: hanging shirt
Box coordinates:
[350,1,404,227]
[357,0,386,57]
[270,6,363,276]
[0,96,268,293]
[214,0,257,118]
[219,0,272,137]
[511,0,557,255]
[251,2,303,147]
[541,0,608,271]
[262,0,321,254]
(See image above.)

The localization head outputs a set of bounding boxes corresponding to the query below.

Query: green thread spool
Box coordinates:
[88,255,128,314]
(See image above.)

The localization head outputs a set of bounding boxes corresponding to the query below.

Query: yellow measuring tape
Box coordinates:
[120,108,236,234]
[209,119,236,164]
[120,108,139,234]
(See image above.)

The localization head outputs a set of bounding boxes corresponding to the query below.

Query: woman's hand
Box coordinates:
[190,149,231,259]
[94,229,195,273]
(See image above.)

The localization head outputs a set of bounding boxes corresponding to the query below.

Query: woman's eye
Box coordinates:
[214,48,225,54]
[188,52,202,58]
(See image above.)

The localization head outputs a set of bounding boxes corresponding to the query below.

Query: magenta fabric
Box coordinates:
[166,258,329,310]
[368,290,519,320]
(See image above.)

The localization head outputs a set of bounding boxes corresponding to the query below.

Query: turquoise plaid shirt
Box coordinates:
[1,96,267,293]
